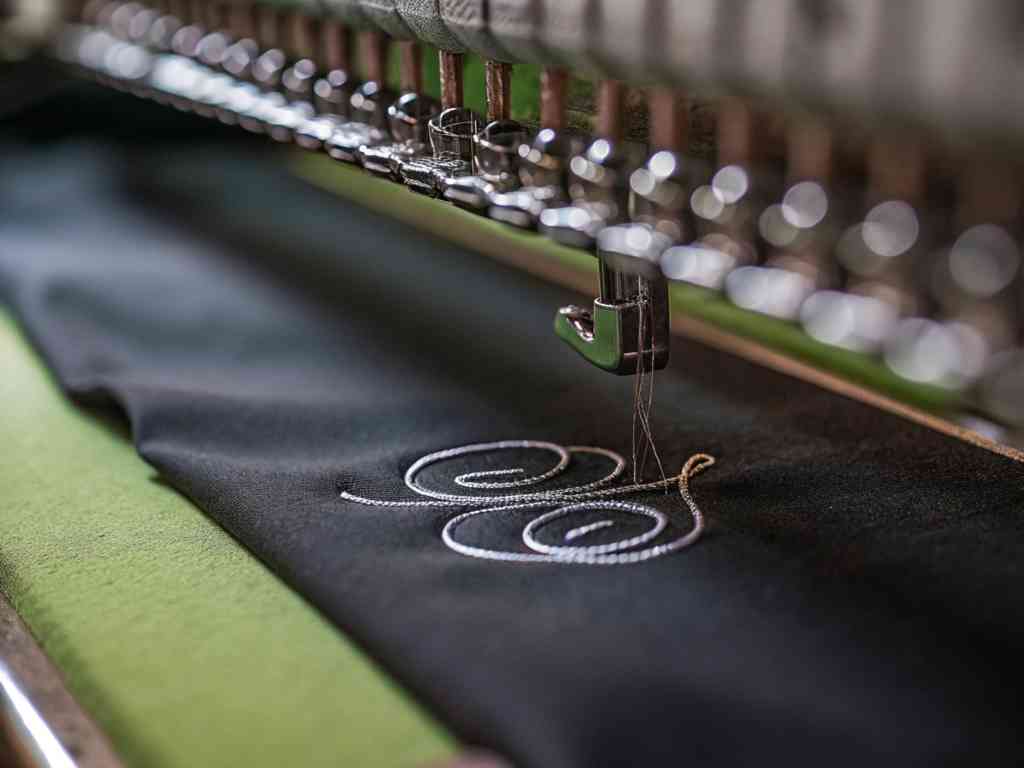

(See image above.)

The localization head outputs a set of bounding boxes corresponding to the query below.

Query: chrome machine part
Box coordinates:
[555,225,673,374]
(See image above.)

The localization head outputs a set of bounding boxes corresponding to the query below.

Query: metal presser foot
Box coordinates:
[539,136,639,250]
[539,81,639,249]
[488,68,583,228]
[324,80,396,163]
[258,56,319,142]
[487,127,583,228]
[399,106,480,196]
[294,69,354,151]
[442,56,524,213]
[443,119,528,213]
[257,58,318,143]
[323,29,395,164]
[555,225,672,374]
[358,92,440,181]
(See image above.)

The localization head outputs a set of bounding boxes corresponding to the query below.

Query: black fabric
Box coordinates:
[3,116,1024,766]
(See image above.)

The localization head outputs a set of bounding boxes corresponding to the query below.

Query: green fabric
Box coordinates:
[0,312,455,767]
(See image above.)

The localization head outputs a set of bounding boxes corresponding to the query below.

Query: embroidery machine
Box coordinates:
[2,1,1024,765]
[11,0,1017,436]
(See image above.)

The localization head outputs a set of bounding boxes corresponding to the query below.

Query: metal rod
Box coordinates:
[439,50,464,109]
[0,595,123,768]
[228,2,256,39]
[1,665,79,768]
[399,41,423,94]
[287,10,315,60]
[167,1,189,23]
[539,68,567,131]
[320,20,351,72]
[715,98,752,166]
[188,1,206,26]
[596,80,624,141]
[484,60,511,123]
[786,117,833,184]
[204,2,226,31]
[257,5,281,48]
[648,87,688,152]
[359,30,387,84]
[866,135,925,206]
[957,160,1021,230]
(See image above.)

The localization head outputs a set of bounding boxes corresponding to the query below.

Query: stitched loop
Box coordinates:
[340,442,716,565]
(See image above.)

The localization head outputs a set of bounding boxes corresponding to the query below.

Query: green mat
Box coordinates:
[0,312,454,767]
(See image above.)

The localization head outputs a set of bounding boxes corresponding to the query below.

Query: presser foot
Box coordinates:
[554,298,669,375]
[554,224,673,375]
[445,120,528,214]
[359,93,441,181]
[295,114,341,151]
[359,141,425,181]
[443,175,497,213]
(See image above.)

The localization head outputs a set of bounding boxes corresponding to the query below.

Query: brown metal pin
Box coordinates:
[439,50,464,109]
[596,80,624,142]
[257,4,282,49]
[484,60,511,123]
[228,2,256,39]
[539,68,567,131]
[319,19,351,73]
[204,2,227,32]
[786,117,833,185]
[400,41,423,94]
[715,98,753,167]
[956,159,1021,230]
[866,135,925,207]
[647,86,689,153]
[188,0,206,27]
[170,0,193,23]
[359,30,387,84]
[286,9,315,60]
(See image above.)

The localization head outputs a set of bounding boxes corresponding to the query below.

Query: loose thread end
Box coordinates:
[680,453,716,482]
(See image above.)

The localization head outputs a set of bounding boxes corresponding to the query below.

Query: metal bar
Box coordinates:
[257,5,281,49]
[229,2,256,39]
[786,117,833,184]
[595,80,624,141]
[399,41,422,94]
[320,20,351,73]
[484,60,511,123]
[439,50,464,109]
[188,1,206,26]
[716,98,752,166]
[647,87,687,152]
[1,665,77,768]
[957,160,1021,229]
[1,595,122,768]
[539,68,567,130]
[359,30,387,85]
[204,2,227,31]
[866,135,925,206]
[287,10,315,60]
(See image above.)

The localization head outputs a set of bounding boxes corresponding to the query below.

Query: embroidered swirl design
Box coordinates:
[340,440,716,565]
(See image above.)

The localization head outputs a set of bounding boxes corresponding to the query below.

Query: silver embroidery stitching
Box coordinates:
[340,441,716,565]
